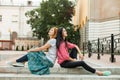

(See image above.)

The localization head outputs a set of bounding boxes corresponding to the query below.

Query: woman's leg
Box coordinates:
[60,60,111,76]
[6,54,28,66]
[69,48,77,59]
[60,60,96,73]
[10,54,28,67]
[16,54,28,63]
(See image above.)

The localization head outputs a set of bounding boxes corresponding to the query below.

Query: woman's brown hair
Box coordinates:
[51,27,58,38]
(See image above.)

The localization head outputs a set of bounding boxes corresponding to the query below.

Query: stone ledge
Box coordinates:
[0,73,120,80]
[0,66,120,75]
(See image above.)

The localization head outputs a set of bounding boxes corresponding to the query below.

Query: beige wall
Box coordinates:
[90,0,120,20]
[74,0,120,25]
[73,0,120,47]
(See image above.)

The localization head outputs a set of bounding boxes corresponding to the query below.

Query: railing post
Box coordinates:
[101,44,104,55]
[97,38,100,59]
[110,34,116,62]
[88,41,92,58]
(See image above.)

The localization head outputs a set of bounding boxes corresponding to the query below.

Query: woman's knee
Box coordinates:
[79,61,86,65]
[72,47,77,52]
[70,48,77,58]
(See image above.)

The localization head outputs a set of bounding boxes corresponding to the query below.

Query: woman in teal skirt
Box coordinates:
[7,27,58,75]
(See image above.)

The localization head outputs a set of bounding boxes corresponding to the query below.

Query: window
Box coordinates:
[0,15,2,22]
[27,1,32,6]
[12,15,18,22]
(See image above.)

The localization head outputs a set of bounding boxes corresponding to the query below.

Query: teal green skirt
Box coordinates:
[27,51,53,75]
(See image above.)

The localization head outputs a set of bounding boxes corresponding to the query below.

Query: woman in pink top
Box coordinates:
[56,27,111,76]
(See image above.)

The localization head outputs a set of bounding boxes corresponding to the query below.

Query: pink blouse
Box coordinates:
[57,41,76,64]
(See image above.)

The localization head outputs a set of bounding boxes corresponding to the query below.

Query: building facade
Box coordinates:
[0,0,40,50]
[0,5,38,40]
[73,0,120,44]
[88,0,120,40]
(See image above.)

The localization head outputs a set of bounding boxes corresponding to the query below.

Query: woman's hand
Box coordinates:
[27,50,31,52]
[26,49,33,52]
[69,57,77,62]
[79,54,84,61]
[72,58,77,61]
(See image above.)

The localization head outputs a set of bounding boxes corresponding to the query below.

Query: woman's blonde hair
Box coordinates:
[51,27,58,38]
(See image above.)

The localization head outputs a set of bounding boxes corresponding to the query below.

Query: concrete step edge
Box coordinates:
[0,73,120,80]
[0,66,120,74]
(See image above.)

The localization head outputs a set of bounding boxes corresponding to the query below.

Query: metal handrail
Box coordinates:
[86,34,120,62]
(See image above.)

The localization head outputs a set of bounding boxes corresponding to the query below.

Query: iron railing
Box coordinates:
[86,33,120,62]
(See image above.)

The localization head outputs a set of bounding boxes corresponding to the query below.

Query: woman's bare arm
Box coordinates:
[74,45,84,60]
[27,43,51,52]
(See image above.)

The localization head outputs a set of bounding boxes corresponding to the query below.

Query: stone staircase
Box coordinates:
[0,66,120,80]
[0,51,120,80]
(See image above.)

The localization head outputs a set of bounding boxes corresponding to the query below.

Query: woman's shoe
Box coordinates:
[103,71,111,76]
[12,63,24,67]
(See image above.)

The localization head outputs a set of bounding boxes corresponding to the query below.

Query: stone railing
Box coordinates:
[14,38,40,51]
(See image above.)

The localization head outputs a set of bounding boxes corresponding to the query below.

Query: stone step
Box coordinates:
[0,73,119,80]
[0,66,120,75]
[0,51,26,61]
